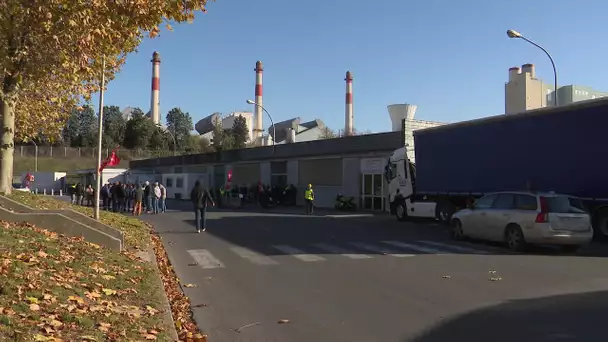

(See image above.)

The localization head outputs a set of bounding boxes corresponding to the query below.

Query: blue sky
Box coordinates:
[98,0,607,133]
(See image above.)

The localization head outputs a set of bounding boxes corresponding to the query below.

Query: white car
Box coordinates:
[450,191,593,252]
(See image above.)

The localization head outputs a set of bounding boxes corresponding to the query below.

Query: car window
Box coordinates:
[492,194,515,210]
[515,194,538,210]
[543,196,587,214]
[475,194,497,209]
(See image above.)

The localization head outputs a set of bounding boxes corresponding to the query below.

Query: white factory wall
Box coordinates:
[404,119,446,162]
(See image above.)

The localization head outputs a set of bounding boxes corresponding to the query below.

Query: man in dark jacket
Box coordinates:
[190,180,215,233]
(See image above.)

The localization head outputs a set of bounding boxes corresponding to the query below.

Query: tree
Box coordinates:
[149,126,169,151]
[232,115,249,149]
[319,127,337,139]
[166,107,193,150]
[0,1,213,194]
[211,116,225,151]
[124,107,155,149]
[63,105,97,147]
[102,105,126,148]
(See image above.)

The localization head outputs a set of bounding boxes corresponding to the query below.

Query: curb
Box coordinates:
[137,245,180,341]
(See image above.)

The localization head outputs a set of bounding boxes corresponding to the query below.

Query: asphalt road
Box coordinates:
[130,201,608,341]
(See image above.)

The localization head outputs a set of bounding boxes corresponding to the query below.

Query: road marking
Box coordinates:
[229,246,279,265]
[187,249,225,269]
[381,241,446,254]
[348,242,416,258]
[272,245,327,262]
[325,214,374,218]
[417,240,489,254]
[311,243,373,259]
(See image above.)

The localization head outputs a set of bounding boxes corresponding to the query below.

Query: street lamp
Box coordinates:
[94,57,106,221]
[506,29,558,107]
[246,99,276,150]
[157,124,177,156]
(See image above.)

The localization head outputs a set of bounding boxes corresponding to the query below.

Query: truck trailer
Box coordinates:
[385,97,608,240]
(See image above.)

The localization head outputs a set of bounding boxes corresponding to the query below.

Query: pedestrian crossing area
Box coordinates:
[186,240,499,269]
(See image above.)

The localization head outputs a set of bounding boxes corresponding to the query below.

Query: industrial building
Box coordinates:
[129,104,428,211]
[505,63,608,114]
[195,112,255,143]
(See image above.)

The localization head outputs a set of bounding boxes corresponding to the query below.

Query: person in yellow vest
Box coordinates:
[304,184,315,215]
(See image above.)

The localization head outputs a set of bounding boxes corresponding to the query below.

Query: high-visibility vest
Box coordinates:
[304,189,314,200]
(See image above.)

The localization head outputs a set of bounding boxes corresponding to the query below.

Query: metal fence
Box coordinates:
[15,145,181,160]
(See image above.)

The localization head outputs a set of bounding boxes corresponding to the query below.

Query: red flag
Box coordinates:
[99,146,121,172]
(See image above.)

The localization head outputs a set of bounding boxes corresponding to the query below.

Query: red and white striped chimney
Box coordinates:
[150,51,161,125]
[345,71,354,136]
[253,61,264,141]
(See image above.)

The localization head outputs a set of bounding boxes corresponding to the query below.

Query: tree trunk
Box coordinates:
[0,98,15,194]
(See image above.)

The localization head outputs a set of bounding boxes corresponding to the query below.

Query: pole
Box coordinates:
[31,140,38,172]
[94,58,106,221]
[256,104,275,154]
[518,36,558,106]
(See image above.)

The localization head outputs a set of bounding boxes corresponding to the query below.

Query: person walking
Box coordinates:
[133,184,143,216]
[304,183,315,215]
[190,180,215,233]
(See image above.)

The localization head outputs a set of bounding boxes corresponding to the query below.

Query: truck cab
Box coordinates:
[384,146,436,220]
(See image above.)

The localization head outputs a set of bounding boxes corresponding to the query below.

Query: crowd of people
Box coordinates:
[69,181,168,215]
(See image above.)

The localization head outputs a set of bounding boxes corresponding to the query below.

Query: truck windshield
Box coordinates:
[384,162,396,182]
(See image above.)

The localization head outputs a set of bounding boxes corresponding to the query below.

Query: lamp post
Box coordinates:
[157,124,177,156]
[246,100,275,150]
[94,57,106,221]
[507,29,558,107]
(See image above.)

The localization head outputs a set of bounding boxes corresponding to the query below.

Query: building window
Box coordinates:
[176,177,184,188]
[166,178,173,187]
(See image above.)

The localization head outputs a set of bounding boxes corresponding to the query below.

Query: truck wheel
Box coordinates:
[594,208,608,240]
[504,225,526,252]
[396,202,407,221]
[436,201,455,225]
[449,219,465,240]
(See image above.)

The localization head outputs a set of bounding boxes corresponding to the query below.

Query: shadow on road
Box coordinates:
[411,290,608,342]
[160,210,607,258]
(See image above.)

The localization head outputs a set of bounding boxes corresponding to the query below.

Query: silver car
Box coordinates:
[449,191,593,252]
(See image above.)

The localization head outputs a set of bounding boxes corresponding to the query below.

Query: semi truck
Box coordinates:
[385,97,608,240]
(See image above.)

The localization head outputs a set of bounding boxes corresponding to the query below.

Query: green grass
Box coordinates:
[7,192,151,251]
[14,155,130,174]
[0,221,171,341]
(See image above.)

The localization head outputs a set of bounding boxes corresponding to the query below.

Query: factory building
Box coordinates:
[505,64,608,114]
[129,104,429,211]
[195,112,255,143]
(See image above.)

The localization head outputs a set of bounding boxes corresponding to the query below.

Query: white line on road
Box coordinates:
[229,246,280,265]
[348,242,416,258]
[381,241,446,254]
[187,249,225,269]
[311,243,373,259]
[325,214,374,218]
[272,245,327,262]
[417,240,489,254]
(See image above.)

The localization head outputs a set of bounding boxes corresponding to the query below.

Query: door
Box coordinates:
[484,193,516,241]
[361,173,384,211]
[465,193,498,238]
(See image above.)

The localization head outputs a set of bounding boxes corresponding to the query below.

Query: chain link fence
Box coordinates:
[15,145,181,160]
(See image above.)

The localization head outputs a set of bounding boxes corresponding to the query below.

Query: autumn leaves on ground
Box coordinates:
[0,193,207,341]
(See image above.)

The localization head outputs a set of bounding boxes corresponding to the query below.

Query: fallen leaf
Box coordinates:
[26,296,39,304]
[143,334,157,340]
[183,283,197,288]
[101,274,116,280]
[442,275,451,279]
[102,288,117,296]
[192,303,207,308]
[489,277,503,281]
[29,303,40,311]
[278,319,290,324]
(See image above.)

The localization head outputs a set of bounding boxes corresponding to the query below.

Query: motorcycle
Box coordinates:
[334,194,357,211]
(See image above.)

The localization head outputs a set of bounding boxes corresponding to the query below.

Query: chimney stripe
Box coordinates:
[345,93,352,104]
[255,84,263,97]
[152,77,160,91]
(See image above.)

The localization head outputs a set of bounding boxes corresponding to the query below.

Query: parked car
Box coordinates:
[449,191,593,252]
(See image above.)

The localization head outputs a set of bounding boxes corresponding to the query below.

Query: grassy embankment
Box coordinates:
[14,155,130,175]
[0,192,206,341]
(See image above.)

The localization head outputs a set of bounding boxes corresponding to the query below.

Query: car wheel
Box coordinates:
[504,225,526,252]
[594,208,608,240]
[396,202,407,222]
[449,219,465,240]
